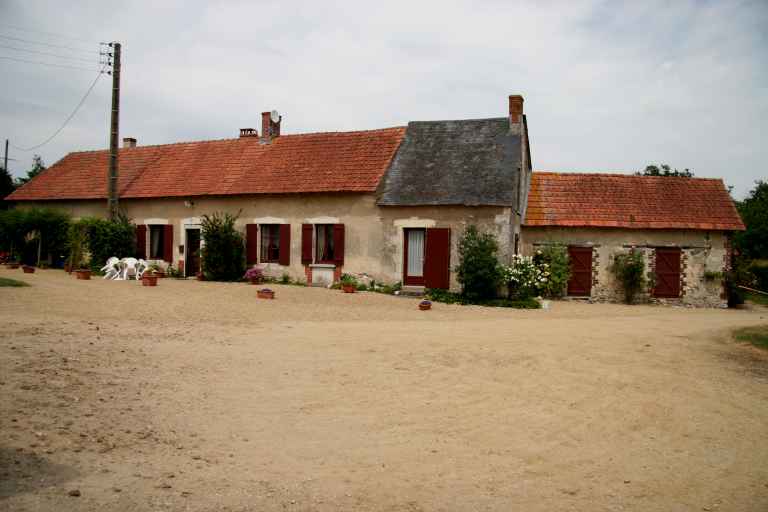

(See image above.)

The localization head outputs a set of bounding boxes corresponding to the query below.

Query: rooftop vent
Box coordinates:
[239,128,259,138]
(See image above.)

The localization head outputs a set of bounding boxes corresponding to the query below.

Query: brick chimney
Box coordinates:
[508,95,524,124]
[261,111,281,142]
[122,137,137,148]
[239,128,258,138]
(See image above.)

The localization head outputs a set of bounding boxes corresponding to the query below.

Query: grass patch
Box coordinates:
[745,292,768,307]
[0,277,30,287]
[733,325,768,351]
[426,288,541,309]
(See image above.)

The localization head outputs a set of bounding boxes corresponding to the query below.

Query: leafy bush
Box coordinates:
[749,260,768,292]
[610,250,646,304]
[78,215,136,270]
[340,273,357,286]
[533,244,571,297]
[503,254,549,299]
[0,208,70,265]
[200,212,245,281]
[456,225,502,301]
[426,288,541,309]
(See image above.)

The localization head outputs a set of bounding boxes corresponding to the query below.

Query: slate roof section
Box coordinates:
[7,127,406,201]
[525,172,745,231]
[376,118,521,206]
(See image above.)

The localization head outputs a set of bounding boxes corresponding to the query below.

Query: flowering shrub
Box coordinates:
[503,254,550,299]
[243,266,264,282]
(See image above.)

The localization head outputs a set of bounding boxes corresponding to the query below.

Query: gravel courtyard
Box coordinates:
[1,268,767,511]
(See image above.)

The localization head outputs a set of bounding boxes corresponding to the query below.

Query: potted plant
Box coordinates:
[22,264,35,274]
[67,224,91,278]
[257,288,275,299]
[8,261,20,269]
[142,274,158,286]
[147,263,165,278]
[340,273,358,293]
[244,266,264,285]
[196,271,205,281]
[418,300,432,311]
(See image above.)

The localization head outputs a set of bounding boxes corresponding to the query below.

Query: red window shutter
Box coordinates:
[278,224,291,266]
[301,224,313,264]
[135,225,147,259]
[163,224,174,263]
[333,224,345,265]
[246,224,259,264]
[424,228,451,289]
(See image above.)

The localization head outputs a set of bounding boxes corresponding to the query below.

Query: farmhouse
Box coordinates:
[5,94,743,305]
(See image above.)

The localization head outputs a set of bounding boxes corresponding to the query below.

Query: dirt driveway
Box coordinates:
[1,268,767,511]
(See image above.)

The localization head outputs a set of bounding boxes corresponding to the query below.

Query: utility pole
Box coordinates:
[106,42,121,220]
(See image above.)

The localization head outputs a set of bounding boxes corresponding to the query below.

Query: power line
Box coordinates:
[0,33,98,55]
[0,23,100,46]
[10,66,107,152]
[0,55,101,72]
[0,43,98,64]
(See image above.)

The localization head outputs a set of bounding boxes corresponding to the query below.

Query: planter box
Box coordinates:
[418,301,432,311]
[257,289,275,299]
[341,284,357,293]
[142,276,158,287]
[22,265,35,274]
[75,270,91,280]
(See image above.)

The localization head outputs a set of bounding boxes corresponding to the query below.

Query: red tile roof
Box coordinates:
[7,127,406,201]
[525,172,745,231]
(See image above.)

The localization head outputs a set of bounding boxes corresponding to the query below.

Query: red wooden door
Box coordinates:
[567,246,592,296]
[654,248,681,298]
[424,228,451,289]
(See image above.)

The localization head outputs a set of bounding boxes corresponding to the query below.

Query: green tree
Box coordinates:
[200,211,245,281]
[456,225,502,301]
[16,154,46,185]
[636,163,694,178]
[0,163,15,204]
[733,180,768,260]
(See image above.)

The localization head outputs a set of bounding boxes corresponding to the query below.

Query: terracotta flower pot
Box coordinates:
[75,269,91,280]
[64,264,72,273]
[257,288,275,299]
[142,275,158,287]
[22,265,35,274]
[196,272,205,281]
[418,300,432,311]
[341,284,356,293]
[249,277,262,285]
[9,263,20,269]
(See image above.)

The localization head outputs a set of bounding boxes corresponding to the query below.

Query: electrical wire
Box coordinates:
[0,43,98,63]
[0,33,98,55]
[0,55,100,72]
[0,23,99,45]
[9,65,107,152]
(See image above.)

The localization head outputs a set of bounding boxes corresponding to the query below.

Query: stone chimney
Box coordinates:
[508,95,524,124]
[239,128,258,138]
[261,111,282,142]
[122,137,137,148]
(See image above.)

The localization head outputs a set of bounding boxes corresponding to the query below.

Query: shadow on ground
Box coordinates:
[0,446,78,500]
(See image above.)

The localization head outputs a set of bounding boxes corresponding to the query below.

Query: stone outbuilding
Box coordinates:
[522,172,745,307]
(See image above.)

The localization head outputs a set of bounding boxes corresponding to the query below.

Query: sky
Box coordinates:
[1,0,766,198]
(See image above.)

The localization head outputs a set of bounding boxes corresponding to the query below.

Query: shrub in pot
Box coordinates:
[22,265,35,274]
[340,273,358,293]
[75,269,91,280]
[142,275,158,287]
[419,300,432,311]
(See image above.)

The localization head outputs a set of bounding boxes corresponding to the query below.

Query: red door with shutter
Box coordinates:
[567,246,592,296]
[654,248,681,298]
[424,228,451,289]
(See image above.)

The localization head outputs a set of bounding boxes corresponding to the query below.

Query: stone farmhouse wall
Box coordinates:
[17,196,514,291]
[521,226,730,307]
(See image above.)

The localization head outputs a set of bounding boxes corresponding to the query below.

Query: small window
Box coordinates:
[315,224,335,263]
[149,225,165,259]
[260,224,280,263]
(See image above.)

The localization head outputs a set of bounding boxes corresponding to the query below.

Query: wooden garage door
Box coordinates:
[567,246,592,297]
[654,248,681,298]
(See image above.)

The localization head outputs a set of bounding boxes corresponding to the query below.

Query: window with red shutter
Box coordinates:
[246,224,259,264]
[278,224,291,266]
[301,224,313,264]
[162,225,174,263]
[333,224,345,265]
